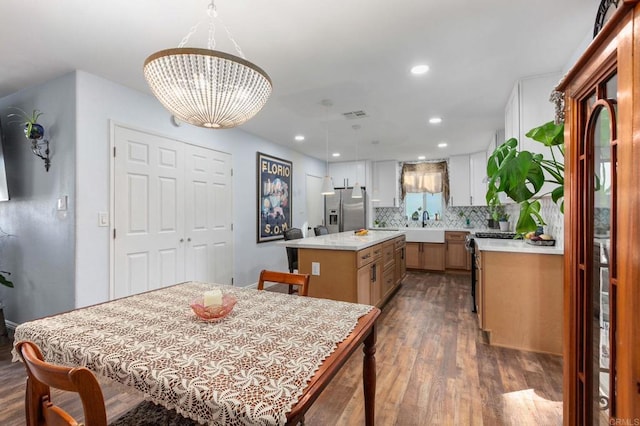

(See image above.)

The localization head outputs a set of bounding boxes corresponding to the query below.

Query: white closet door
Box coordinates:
[184,145,233,285]
[113,126,186,298]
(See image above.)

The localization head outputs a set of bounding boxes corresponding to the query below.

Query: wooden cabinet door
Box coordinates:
[405,242,421,269]
[394,247,406,285]
[370,262,382,306]
[356,265,371,305]
[445,232,470,270]
[382,267,395,300]
[422,243,445,271]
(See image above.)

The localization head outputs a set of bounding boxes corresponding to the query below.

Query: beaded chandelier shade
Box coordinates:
[143,2,272,129]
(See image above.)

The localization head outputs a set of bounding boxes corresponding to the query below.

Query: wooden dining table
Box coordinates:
[12,281,380,425]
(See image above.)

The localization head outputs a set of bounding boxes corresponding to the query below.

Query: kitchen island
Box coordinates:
[475,238,563,355]
[282,230,406,307]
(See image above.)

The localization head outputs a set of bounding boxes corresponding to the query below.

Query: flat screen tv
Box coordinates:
[0,117,10,201]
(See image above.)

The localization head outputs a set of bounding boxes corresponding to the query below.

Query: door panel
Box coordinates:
[184,145,233,285]
[114,126,185,298]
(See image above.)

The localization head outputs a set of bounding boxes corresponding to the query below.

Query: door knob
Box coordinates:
[180,238,184,243]
[187,237,191,242]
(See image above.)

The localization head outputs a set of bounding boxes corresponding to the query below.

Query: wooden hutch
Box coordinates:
[558,1,640,424]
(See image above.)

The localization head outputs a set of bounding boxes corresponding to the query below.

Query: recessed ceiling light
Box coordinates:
[294,135,305,141]
[332,152,340,157]
[429,117,442,124]
[418,155,426,160]
[438,142,448,148]
[411,65,429,75]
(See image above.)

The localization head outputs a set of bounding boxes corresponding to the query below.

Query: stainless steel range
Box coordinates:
[474,232,517,239]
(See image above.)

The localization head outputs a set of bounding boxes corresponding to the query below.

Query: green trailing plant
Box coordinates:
[485,121,564,234]
[8,107,43,139]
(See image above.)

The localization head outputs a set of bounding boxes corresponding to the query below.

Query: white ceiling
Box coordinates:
[0,0,597,162]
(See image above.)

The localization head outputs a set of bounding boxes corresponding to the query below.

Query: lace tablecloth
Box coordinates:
[13,282,374,425]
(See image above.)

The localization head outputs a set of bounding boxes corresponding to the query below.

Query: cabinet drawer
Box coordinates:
[357,245,382,268]
[445,231,468,242]
[394,236,406,250]
[356,247,375,268]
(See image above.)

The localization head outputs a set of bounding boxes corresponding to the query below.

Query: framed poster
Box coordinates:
[257,152,292,243]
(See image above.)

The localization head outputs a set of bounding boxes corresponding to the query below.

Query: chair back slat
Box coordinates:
[257,270,310,296]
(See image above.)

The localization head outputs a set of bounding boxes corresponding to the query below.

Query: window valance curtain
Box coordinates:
[401,161,449,203]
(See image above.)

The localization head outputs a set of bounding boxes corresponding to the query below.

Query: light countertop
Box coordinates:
[475,238,564,255]
[281,230,405,251]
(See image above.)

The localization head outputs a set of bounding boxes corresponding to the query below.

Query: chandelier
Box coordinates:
[143,1,272,129]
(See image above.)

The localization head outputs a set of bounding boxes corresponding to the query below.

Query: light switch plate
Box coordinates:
[57,195,68,211]
[312,262,320,276]
[98,212,109,227]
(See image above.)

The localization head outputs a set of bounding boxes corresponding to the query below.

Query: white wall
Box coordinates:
[75,71,324,307]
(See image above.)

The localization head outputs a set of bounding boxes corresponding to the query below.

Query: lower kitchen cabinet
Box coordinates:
[406,242,445,271]
[445,231,470,270]
[477,249,562,354]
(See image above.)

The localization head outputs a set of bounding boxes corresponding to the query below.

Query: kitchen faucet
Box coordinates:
[422,210,430,227]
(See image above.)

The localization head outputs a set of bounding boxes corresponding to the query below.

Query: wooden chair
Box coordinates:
[283,228,304,273]
[314,225,329,236]
[15,340,108,426]
[257,269,310,297]
[15,341,197,426]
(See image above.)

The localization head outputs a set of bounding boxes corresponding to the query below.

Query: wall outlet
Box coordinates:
[311,262,320,276]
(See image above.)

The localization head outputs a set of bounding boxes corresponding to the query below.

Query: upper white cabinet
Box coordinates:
[449,155,470,206]
[469,151,487,207]
[329,161,367,188]
[449,153,487,207]
[372,160,399,207]
[505,73,562,196]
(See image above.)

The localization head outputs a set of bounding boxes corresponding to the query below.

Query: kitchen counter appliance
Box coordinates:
[324,187,366,233]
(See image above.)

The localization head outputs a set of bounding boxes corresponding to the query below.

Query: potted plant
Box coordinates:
[8,107,45,140]
[485,121,564,234]
[498,213,510,231]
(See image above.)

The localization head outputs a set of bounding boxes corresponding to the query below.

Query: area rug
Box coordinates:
[110,401,199,426]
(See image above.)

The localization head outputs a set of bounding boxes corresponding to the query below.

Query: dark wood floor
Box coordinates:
[0,271,563,425]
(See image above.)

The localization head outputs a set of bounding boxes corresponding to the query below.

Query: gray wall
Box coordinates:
[0,73,76,324]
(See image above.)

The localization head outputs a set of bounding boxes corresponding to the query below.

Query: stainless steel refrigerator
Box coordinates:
[324,188,367,233]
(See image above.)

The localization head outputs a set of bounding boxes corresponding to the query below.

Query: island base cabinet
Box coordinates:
[299,240,398,308]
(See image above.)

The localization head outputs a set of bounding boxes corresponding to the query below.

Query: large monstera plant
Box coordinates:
[485,121,564,234]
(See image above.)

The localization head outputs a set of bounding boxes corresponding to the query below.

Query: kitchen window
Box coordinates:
[405,192,443,221]
[401,161,449,221]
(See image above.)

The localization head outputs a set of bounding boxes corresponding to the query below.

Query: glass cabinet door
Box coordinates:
[577,72,618,425]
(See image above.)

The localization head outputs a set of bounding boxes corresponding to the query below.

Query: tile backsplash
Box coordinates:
[372,161,564,242]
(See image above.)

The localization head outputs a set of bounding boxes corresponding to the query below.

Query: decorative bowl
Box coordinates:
[190,294,237,321]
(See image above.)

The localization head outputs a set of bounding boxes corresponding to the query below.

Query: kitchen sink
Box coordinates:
[403,229,445,243]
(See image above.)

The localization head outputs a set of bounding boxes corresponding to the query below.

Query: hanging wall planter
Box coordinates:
[8,108,51,172]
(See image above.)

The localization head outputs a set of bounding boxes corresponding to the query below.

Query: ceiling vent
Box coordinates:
[342,110,368,120]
